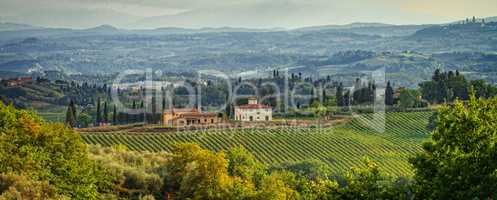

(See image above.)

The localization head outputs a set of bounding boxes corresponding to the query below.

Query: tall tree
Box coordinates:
[343,90,351,108]
[71,100,76,119]
[322,88,327,100]
[65,100,76,128]
[162,97,166,112]
[336,83,344,107]
[385,81,394,106]
[96,98,101,126]
[131,100,136,123]
[225,94,233,119]
[151,95,157,123]
[140,101,145,123]
[103,101,108,124]
[112,104,117,124]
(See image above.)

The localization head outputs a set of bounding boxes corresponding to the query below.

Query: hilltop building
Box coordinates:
[163,108,220,127]
[234,97,272,122]
[2,77,33,87]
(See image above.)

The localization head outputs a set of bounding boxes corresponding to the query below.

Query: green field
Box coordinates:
[81,111,433,176]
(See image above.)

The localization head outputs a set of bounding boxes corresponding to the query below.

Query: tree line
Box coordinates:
[64,69,497,127]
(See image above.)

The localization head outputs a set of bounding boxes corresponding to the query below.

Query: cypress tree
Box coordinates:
[152,95,156,114]
[65,100,76,128]
[96,98,101,126]
[70,100,76,120]
[161,96,166,124]
[320,87,326,105]
[103,101,108,124]
[225,94,232,118]
[140,101,144,123]
[336,83,344,107]
[344,90,350,107]
[107,87,111,100]
[385,81,394,106]
[433,69,441,81]
[131,100,136,123]
[151,95,157,123]
[370,82,376,103]
[162,97,166,111]
[112,104,117,124]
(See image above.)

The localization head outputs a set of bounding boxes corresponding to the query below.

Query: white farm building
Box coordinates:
[234,97,272,122]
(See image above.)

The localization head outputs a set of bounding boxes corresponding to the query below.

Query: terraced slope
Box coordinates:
[81,111,433,176]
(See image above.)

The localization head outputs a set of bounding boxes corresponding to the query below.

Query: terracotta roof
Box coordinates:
[163,108,198,113]
[237,104,271,109]
[180,112,218,117]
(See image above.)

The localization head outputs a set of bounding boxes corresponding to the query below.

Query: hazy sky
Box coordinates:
[1,0,496,28]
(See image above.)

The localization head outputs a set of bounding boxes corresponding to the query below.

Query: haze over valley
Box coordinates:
[1,16,497,87]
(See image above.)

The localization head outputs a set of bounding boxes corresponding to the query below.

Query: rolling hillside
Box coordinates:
[81,111,433,176]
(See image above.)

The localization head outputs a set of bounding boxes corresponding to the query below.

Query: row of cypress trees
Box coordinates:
[65,97,118,128]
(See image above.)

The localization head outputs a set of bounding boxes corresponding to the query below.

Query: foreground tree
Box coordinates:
[282,159,332,181]
[0,103,109,199]
[336,158,411,199]
[163,143,232,199]
[410,92,497,199]
[227,146,263,181]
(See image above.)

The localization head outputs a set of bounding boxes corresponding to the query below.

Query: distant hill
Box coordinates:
[1,17,497,87]
[0,59,40,73]
[483,16,497,23]
[298,50,497,87]
[408,21,497,52]
[84,24,120,32]
[0,22,42,32]
[295,22,393,31]
[411,22,491,38]
[293,23,431,37]
[2,8,140,29]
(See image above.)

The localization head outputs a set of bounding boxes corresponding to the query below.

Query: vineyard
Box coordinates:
[81,111,433,176]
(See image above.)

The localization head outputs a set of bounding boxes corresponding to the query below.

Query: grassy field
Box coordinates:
[81,111,433,176]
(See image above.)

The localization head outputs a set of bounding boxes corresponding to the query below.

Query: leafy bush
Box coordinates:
[88,145,168,199]
[0,173,68,200]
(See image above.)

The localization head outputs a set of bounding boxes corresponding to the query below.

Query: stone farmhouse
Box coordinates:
[234,97,272,122]
[163,108,220,127]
